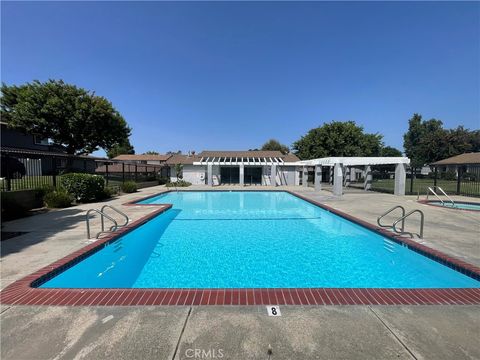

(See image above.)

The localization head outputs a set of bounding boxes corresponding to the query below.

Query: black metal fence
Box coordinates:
[370,164,480,197]
[0,150,169,192]
[94,160,169,189]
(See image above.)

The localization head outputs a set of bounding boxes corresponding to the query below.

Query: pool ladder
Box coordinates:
[377,205,424,239]
[425,186,455,207]
[85,205,130,239]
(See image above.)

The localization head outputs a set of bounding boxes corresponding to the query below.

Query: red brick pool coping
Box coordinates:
[1,190,479,306]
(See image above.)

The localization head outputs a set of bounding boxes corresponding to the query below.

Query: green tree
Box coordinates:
[144,151,159,155]
[106,139,135,159]
[261,139,290,154]
[403,114,479,166]
[292,121,383,160]
[380,146,403,157]
[1,80,131,155]
[174,164,183,179]
[444,126,480,157]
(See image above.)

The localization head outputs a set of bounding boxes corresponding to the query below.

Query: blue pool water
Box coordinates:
[429,201,480,211]
[41,191,479,289]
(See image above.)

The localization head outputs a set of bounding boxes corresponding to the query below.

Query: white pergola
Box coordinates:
[294,157,410,196]
[194,156,286,166]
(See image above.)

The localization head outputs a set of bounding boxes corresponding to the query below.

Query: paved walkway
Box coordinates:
[1,185,479,359]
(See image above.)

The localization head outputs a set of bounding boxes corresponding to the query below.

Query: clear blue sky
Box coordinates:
[2,1,479,156]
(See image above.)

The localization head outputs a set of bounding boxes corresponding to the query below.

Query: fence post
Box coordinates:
[5,154,12,191]
[433,166,437,188]
[456,166,462,195]
[410,167,414,194]
[105,163,109,186]
[122,163,125,183]
[135,165,138,182]
[52,156,57,188]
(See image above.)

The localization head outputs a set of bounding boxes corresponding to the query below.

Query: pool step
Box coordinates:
[383,239,395,253]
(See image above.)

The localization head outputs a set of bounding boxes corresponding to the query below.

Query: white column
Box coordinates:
[207,163,213,186]
[271,164,277,187]
[394,163,407,196]
[314,164,322,191]
[333,163,343,196]
[344,166,351,187]
[303,166,308,187]
[330,166,334,184]
[239,164,244,187]
[364,165,372,191]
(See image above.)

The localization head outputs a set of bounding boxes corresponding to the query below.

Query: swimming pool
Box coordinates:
[40,191,479,289]
[426,200,480,211]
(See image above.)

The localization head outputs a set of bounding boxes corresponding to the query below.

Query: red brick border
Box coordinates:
[1,190,479,306]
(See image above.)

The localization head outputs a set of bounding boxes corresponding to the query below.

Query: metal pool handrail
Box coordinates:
[86,209,118,239]
[100,205,129,230]
[427,186,443,205]
[435,187,455,207]
[392,209,424,239]
[377,205,406,233]
[427,186,455,207]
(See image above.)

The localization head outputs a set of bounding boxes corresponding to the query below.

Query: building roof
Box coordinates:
[197,150,300,163]
[198,150,298,159]
[431,153,480,166]
[113,154,172,162]
[165,154,201,165]
[0,146,104,160]
[191,150,300,166]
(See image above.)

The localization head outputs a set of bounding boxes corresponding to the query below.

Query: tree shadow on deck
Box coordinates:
[1,207,88,257]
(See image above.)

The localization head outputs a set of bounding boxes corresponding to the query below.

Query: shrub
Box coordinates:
[44,190,73,208]
[463,172,477,181]
[34,184,56,201]
[95,187,116,200]
[59,173,105,202]
[440,170,457,181]
[158,177,169,185]
[121,181,137,193]
[166,180,191,188]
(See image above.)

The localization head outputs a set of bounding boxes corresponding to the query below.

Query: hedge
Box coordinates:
[59,173,105,202]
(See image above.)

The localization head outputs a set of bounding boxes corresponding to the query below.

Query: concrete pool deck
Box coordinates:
[1,185,479,359]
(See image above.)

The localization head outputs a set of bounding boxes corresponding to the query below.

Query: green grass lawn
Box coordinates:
[371,178,480,197]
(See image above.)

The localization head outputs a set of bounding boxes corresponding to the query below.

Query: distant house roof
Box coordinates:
[431,153,480,166]
[165,154,201,165]
[113,154,172,162]
[197,150,300,162]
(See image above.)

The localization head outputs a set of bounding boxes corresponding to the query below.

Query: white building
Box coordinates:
[166,150,301,186]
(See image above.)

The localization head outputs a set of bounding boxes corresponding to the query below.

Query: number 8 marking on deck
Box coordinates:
[267,306,281,316]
